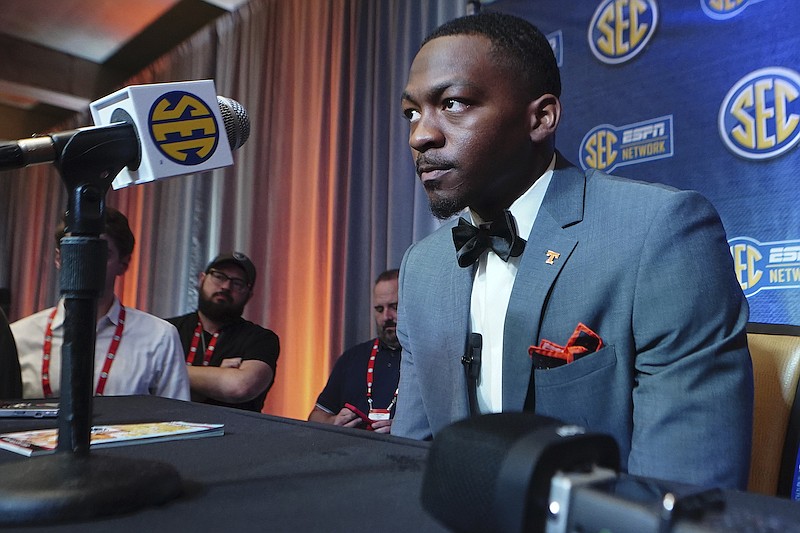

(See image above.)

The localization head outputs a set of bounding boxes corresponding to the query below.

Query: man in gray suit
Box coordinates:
[392,12,753,490]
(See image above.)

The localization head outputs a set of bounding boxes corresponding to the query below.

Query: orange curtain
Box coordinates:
[108,1,355,420]
[0,0,464,420]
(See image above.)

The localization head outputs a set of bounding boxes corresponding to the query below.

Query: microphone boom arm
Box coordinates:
[0,122,138,174]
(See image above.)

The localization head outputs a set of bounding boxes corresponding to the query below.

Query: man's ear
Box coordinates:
[118,254,132,275]
[528,93,561,144]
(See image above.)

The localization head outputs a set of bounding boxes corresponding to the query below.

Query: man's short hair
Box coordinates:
[375,269,400,286]
[55,206,136,258]
[422,12,561,100]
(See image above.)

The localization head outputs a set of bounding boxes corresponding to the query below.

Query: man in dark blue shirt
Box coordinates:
[308,269,400,433]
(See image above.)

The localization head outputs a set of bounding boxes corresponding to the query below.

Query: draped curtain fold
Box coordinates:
[0,0,463,419]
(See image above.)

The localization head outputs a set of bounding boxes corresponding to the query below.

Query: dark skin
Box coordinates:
[400,34,561,222]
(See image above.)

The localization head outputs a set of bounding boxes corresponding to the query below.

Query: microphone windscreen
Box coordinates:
[421,413,619,533]
[217,96,250,150]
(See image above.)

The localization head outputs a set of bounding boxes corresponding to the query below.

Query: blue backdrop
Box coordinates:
[486,0,800,325]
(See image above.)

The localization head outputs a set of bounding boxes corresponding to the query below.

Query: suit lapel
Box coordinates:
[436,222,475,338]
[430,225,475,417]
[502,159,586,411]
[445,248,475,355]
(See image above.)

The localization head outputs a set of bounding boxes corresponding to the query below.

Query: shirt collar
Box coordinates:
[377,338,401,353]
[51,295,122,330]
[103,296,123,326]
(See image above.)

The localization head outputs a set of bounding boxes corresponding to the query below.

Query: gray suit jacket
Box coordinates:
[393,158,753,490]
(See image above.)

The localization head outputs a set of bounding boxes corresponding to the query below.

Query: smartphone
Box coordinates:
[344,403,374,430]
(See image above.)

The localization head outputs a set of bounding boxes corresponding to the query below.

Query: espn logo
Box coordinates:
[580,115,673,172]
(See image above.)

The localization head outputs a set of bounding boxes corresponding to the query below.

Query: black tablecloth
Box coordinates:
[2,396,799,532]
[0,395,447,532]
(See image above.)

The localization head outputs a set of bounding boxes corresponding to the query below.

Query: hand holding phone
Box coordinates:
[344,403,374,430]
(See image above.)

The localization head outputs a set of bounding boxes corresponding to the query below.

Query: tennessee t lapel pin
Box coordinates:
[545,250,560,265]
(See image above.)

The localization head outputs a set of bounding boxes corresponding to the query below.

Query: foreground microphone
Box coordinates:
[0,80,250,189]
[422,414,800,533]
[421,413,619,533]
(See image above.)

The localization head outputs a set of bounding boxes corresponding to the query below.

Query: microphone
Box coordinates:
[216,96,250,151]
[0,80,250,190]
[422,413,800,533]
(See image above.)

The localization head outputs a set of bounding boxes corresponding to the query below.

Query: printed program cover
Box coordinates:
[0,421,224,457]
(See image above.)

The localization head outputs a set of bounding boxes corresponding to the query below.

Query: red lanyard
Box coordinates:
[366,338,398,412]
[42,305,126,397]
[188,320,219,366]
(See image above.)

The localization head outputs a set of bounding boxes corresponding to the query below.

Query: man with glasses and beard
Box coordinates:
[308,269,400,434]
[167,252,280,412]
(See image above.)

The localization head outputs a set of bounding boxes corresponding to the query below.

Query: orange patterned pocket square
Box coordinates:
[529,323,603,368]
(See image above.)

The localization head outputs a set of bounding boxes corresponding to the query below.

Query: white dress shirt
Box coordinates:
[470,156,555,413]
[12,297,190,400]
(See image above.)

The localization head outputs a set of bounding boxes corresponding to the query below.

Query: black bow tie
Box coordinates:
[452,210,526,267]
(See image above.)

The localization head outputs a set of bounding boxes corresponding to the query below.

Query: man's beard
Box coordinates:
[424,179,466,220]
[378,320,400,350]
[418,156,465,220]
[428,196,464,220]
[198,292,245,323]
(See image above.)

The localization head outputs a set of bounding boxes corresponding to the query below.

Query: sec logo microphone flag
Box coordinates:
[90,80,233,190]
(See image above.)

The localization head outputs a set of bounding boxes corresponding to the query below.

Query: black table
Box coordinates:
[0,396,447,532]
[2,397,799,533]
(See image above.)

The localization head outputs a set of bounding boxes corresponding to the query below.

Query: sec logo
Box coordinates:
[148,91,220,165]
[588,0,658,65]
[719,67,800,160]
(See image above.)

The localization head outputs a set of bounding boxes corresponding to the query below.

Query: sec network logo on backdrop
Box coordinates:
[588,0,658,64]
[729,236,800,297]
[148,90,221,165]
[579,115,674,172]
[719,67,800,160]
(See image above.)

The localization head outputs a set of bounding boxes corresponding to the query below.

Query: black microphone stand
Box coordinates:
[0,125,182,525]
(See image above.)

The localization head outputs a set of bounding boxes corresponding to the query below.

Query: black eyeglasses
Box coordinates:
[207,269,250,292]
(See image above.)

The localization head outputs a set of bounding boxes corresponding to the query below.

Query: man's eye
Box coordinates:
[443,99,467,112]
[403,108,420,122]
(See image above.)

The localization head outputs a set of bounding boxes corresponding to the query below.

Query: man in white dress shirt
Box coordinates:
[11,207,189,400]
